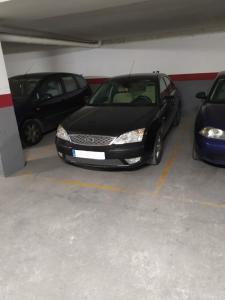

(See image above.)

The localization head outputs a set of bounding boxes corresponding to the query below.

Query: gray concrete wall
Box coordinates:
[0,42,25,177]
[175,80,212,115]
[0,106,25,176]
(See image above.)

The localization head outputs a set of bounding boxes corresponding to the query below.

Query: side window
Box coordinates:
[62,76,78,93]
[76,75,87,89]
[160,77,167,97]
[164,76,175,95]
[164,77,171,88]
[38,78,63,100]
[210,78,225,102]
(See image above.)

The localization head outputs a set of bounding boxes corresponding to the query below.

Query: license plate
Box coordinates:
[72,149,105,160]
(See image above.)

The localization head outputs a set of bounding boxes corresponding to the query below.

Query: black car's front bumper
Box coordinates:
[56,137,150,169]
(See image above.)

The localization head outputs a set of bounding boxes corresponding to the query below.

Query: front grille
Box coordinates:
[69,134,115,146]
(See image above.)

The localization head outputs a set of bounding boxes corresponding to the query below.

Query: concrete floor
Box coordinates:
[1,89,225,299]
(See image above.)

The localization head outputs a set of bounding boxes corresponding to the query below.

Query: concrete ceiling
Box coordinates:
[1,0,225,53]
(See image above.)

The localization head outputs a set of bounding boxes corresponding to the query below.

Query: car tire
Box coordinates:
[151,131,163,165]
[192,141,199,160]
[22,120,43,146]
[173,106,181,127]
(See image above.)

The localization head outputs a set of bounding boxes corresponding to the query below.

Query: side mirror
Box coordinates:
[196,91,207,100]
[36,92,52,102]
[42,93,52,101]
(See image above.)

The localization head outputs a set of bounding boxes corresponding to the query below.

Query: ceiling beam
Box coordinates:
[0,33,101,48]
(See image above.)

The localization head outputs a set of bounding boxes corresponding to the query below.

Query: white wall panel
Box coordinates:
[0,45,10,95]
[4,31,225,77]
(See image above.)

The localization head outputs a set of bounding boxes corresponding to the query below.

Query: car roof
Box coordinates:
[9,72,81,80]
[110,73,167,81]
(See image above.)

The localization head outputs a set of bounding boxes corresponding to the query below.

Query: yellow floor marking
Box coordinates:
[16,170,225,210]
[154,146,178,196]
[185,199,225,209]
[58,179,126,193]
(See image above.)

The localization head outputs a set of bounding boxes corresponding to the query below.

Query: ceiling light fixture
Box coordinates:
[0,0,11,3]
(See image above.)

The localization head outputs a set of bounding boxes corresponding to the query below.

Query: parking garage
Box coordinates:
[0,0,225,299]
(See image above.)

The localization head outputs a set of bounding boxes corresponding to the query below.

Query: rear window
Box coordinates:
[76,75,87,88]
[9,77,41,98]
[62,76,78,93]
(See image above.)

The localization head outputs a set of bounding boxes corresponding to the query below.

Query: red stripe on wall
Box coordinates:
[170,72,218,81]
[86,77,108,84]
[0,94,13,108]
[86,72,218,85]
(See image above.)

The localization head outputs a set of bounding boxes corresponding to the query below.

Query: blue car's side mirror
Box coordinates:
[196,91,207,100]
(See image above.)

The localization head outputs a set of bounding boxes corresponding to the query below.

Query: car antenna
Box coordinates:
[129,60,135,77]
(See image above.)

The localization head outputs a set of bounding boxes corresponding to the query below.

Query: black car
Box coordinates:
[56,73,181,169]
[9,72,91,145]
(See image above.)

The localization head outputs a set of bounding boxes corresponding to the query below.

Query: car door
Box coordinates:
[34,75,65,131]
[60,74,87,116]
[159,76,173,134]
[163,76,178,124]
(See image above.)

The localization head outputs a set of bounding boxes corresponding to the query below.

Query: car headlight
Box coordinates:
[113,128,145,145]
[199,127,225,140]
[56,125,71,142]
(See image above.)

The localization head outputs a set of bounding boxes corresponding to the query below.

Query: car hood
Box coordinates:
[62,105,159,136]
[201,103,225,130]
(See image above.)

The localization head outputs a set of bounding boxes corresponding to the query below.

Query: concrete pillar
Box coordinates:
[0,42,25,176]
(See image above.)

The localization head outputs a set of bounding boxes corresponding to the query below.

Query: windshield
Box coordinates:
[210,78,225,103]
[88,79,157,106]
[9,77,42,98]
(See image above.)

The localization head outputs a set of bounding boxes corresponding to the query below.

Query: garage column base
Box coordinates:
[0,43,25,177]
[0,106,25,177]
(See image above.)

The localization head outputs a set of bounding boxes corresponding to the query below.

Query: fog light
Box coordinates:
[58,152,63,158]
[125,157,141,165]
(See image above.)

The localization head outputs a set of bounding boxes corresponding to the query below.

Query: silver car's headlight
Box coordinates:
[56,125,71,141]
[113,128,145,145]
[200,127,225,140]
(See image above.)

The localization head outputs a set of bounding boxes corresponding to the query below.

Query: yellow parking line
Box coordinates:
[188,199,225,209]
[154,146,178,196]
[17,170,225,210]
[58,179,126,193]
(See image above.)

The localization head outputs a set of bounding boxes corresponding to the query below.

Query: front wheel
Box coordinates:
[150,131,163,165]
[22,120,43,146]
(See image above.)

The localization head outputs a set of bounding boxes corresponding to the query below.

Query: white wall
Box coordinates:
[0,43,11,94]
[4,31,225,78]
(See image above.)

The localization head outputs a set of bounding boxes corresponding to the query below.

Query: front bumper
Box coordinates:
[56,137,150,169]
[196,135,225,165]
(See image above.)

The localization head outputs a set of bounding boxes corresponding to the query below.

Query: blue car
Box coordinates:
[193,72,225,165]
